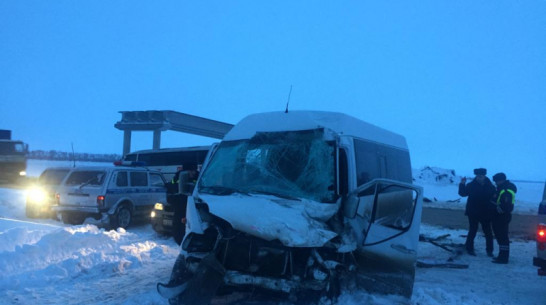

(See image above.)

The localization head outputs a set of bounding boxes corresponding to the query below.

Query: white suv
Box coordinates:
[53,166,167,229]
[26,167,71,218]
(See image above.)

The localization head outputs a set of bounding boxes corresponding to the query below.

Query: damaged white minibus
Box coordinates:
[158,111,423,304]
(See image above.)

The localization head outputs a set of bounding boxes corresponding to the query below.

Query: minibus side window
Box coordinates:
[354,140,381,186]
[354,139,412,185]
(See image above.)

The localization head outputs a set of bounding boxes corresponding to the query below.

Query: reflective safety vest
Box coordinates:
[496,189,516,205]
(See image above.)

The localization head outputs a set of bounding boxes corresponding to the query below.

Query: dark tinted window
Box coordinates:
[124,154,137,161]
[384,147,412,183]
[116,171,128,187]
[130,171,148,187]
[0,142,24,154]
[65,171,106,186]
[355,140,382,185]
[38,169,70,185]
[354,139,412,186]
[130,150,208,169]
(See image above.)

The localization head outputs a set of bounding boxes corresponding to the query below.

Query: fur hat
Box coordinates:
[493,172,507,182]
[473,168,487,175]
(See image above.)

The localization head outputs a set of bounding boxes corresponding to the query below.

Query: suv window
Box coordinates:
[116,171,128,187]
[130,171,148,187]
[65,171,106,186]
[150,173,165,187]
[39,169,70,185]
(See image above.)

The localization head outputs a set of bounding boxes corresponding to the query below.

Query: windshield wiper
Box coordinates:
[246,189,301,201]
[79,177,98,189]
[199,185,248,196]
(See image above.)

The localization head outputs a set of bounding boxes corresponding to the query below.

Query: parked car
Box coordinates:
[52,166,167,229]
[151,170,199,244]
[26,167,72,218]
[533,183,546,275]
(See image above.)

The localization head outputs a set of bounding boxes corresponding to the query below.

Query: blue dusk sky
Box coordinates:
[1,1,545,181]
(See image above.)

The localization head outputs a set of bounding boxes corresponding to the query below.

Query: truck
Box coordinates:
[0,129,28,183]
[157,111,423,304]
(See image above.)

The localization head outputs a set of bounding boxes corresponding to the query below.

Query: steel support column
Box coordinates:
[153,129,161,150]
[123,130,132,156]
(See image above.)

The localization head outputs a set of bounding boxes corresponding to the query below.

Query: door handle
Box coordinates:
[391,244,416,255]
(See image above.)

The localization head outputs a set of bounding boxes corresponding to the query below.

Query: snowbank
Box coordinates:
[0,218,178,305]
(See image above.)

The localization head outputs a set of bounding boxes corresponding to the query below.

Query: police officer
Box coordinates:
[458,168,496,256]
[167,169,183,194]
[491,172,517,264]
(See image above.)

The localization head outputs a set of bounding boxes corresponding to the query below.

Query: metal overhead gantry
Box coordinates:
[114,110,234,156]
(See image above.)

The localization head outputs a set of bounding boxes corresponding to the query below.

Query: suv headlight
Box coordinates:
[27,187,47,204]
[154,203,164,210]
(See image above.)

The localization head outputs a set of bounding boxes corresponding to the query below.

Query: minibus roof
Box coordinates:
[224,111,408,150]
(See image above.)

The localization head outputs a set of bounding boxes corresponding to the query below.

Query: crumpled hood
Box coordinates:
[199,193,339,247]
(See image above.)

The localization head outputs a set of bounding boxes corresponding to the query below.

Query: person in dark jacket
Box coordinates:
[458,168,496,256]
[491,172,517,264]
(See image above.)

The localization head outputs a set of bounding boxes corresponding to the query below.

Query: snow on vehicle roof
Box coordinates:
[223,111,408,150]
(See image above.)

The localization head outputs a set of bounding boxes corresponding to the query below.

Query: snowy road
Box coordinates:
[2,189,545,305]
[1,164,545,304]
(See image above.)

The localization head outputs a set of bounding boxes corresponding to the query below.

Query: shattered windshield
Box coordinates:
[198,129,336,203]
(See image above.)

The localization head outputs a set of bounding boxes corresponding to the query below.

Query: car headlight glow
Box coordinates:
[27,187,47,204]
[19,171,27,177]
[154,203,164,210]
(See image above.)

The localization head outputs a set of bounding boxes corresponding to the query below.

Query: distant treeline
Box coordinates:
[29,150,121,162]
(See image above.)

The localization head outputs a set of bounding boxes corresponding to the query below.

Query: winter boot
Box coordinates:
[465,244,476,256]
[492,249,509,264]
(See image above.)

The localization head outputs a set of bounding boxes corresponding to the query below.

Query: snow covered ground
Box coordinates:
[0,161,544,304]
